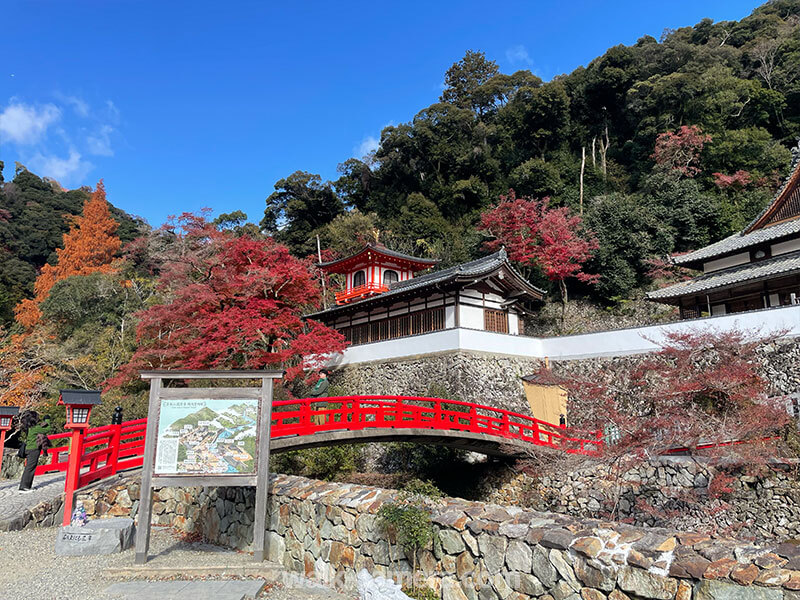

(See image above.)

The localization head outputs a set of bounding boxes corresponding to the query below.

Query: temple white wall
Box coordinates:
[327,304,800,366]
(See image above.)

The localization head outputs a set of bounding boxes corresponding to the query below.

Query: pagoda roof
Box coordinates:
[306,249,545,320]
[675,140,800,268]
[317,242,439,274]
[648,250,800,303]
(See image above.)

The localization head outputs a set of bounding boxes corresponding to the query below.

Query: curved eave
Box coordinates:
[305,258,545,321]
[317,244,439,274]
[745,140,800,233]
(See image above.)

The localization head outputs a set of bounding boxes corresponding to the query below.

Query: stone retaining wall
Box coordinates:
[328,338,800,420]
[330,350,539,414]
[486,457,800,543]
[69,473,800,600]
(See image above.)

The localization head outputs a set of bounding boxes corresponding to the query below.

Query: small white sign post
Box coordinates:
[134,370,282,564]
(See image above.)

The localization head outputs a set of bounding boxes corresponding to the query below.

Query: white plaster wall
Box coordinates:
[703,252,750,273]
[509,312,520,335]
[459,304,484,330]
[772,238,800,256]
[327,305,800,366]
[445,306,456,328]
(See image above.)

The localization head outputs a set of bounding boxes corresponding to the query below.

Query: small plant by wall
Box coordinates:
[378,479,443,599]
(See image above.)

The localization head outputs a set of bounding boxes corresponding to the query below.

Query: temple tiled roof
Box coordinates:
[745,139,800,233]
[672,218,800,266]
[647,251,800,300]
[316,242,438,272]
[306,249,545,319]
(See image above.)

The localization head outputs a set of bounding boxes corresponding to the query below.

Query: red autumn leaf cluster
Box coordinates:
[534,328,790,463]
[111,214,346,385]
[713,170,753,189]
[652,125,711,177]
[480,190,599,294]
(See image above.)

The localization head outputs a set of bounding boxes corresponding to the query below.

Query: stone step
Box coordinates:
[104,579,266,600]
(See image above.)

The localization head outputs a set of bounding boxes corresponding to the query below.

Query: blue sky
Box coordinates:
[1,0,760,228]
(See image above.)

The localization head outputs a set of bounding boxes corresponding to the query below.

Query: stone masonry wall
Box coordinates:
[67,473,800,600]
[330,350,539,414]
[328,338,800,421]
[549,338,800,400]
[487,457,800,543]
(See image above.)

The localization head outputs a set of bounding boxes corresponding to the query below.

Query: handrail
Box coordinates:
[35,396,601,526]
[335,283,389,305]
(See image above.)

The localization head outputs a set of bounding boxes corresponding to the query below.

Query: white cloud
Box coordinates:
[0,101,61,144]
[105,100,120,124]
[358,135,379,157]
[87,124,114,156]
[58,94,90,118]
[506,45,533,66]
[28,149,92,183]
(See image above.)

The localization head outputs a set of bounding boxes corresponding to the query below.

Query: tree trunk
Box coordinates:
[591,136,596,167]
[600,125,610,182]
[579,146,586,215]
[559,279,569,329]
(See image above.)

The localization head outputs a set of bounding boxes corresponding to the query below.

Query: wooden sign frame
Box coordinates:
[134,370,283,564]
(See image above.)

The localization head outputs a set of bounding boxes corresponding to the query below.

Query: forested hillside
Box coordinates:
[0,163,143,325]
[265,0,800,302]
[2,0,800,416]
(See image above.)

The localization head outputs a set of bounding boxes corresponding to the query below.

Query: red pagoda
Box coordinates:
[318,242,439,305]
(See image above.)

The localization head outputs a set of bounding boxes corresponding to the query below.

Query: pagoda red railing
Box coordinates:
[34,396,602,525]
[334,283,389,305]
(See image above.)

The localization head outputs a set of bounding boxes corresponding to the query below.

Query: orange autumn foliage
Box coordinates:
[0,333,47,408]
[15,180,122,328]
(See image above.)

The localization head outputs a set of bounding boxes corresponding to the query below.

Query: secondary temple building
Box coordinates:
[648,143,800,318]
[307,242,545,345]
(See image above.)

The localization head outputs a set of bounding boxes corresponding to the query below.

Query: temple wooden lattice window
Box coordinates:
[341,307,446,345]
[484,309,509,334]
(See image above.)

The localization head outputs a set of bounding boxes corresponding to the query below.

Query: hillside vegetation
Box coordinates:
[2,0,800,415]
[268,0,800,303]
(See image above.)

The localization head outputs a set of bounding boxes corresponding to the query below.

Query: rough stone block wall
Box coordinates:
[487,457,800,543]
[549,338,800,400]
[70,473,800,600]
[330,350,540,414]
[327,338,800,422]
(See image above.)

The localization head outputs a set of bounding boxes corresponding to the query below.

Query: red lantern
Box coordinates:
[59,390,102,430]
[0,406,19,452]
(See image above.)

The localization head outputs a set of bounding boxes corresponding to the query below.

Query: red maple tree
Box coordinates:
[480,190,599,321]
[652,125,711,177]
[15,180,121,328]
[537,328,790,458]
[111,214,346,385]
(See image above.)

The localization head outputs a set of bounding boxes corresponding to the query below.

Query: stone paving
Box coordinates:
[0,471,66,530]
[104,579,266,600]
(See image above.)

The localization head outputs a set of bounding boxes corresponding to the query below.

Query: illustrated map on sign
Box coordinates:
[154,399,258,475]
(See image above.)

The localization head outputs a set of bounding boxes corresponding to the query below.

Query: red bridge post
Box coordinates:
[62,427,85,526]
[107,406,123,477]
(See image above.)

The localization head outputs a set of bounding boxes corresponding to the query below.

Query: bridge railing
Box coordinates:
[34,395,600,525]
[271,395,603,455]
[35,418,148,485]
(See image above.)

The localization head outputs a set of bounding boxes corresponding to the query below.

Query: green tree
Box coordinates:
[440,50,500,114]
[260,171,345,256]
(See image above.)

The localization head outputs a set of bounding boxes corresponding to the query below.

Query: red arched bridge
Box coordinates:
[35,395,603,502]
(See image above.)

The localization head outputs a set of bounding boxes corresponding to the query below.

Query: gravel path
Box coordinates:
[0,526,356,600]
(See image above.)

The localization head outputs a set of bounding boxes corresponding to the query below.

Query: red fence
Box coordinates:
[34,396,602,525]
[35,418,147,483]
[271,395,604,455]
